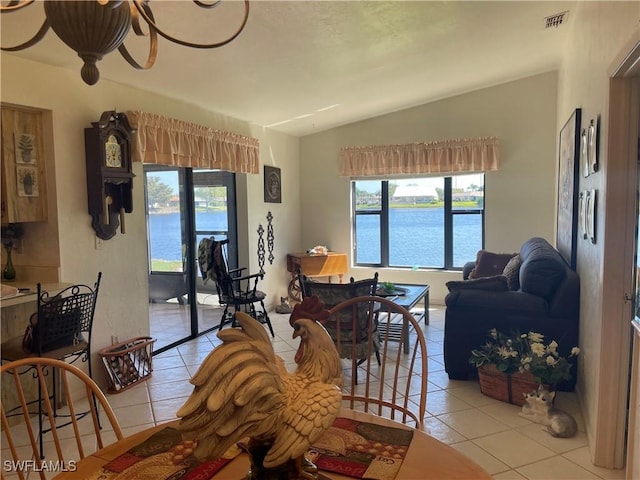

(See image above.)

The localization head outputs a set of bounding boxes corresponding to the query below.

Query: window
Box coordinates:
[352,174,484,269]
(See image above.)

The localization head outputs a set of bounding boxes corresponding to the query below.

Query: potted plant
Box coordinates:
[380,281,396,294]
[17,134,34,163]
[469,329,580,405]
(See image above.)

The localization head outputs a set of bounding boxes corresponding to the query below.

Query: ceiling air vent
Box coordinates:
[545,11,568,29]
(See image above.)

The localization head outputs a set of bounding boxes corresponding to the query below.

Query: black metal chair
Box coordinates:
[0,272,102,457]
[198,238,274,337]
[299,272,380,382]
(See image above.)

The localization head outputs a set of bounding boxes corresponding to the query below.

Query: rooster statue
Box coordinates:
[176,297,343,479]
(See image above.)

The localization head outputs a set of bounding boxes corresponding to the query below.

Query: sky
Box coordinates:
[148,170,485,195]
[356,173,484,192]
[148,171,179,194]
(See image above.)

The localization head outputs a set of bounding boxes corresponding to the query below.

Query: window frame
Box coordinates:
[352,175,485,270]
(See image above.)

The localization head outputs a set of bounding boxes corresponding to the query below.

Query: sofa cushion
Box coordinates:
[444,289,547,314]
[446,275,508,292]
[502,254,522,290]
[469,250,517,279]
[519,237,566,299]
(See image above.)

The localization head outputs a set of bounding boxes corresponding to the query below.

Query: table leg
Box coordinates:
[424,289,430,325]
[403,317,409,354]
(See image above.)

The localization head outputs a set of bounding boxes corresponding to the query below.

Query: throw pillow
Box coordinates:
[446,275,509,292]
[502,254,522,290]
[469,250,517,279]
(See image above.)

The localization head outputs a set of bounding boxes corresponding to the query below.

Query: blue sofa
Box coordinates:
[443,237,580,390]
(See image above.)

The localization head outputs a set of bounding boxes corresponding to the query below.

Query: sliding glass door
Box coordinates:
[193,170,237,335]
[145,166,236,353]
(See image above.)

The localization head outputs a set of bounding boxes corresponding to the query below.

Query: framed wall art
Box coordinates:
[264,165,282,203]
[14,133,37,164]
[556,108,581,270]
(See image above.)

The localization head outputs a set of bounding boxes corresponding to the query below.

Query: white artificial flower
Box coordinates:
[546,356,557,366]
[497,346,512,359]
[571,347,581,356]
[528,332,544,343]
[531,342,546,357]
[547,340,558,353]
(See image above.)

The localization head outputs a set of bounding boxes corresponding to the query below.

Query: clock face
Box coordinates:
[105,134,122,168]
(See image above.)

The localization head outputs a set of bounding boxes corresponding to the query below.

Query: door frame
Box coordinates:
[597,34,640,469]
[144,166,238,354]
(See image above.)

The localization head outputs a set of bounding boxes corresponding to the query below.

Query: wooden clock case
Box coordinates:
[84,111,135,240]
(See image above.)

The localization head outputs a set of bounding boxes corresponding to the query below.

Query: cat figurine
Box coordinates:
[275,296,293,314]
[519,385,578,438]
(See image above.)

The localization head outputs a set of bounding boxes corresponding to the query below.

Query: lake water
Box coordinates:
[149,208,481,268]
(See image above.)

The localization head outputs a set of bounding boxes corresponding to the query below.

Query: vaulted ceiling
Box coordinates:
[1,1,574,137]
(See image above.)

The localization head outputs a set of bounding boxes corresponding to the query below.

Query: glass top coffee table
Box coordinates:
[376,283,430,353]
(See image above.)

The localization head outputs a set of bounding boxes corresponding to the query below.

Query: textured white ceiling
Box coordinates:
[1,1,575,137]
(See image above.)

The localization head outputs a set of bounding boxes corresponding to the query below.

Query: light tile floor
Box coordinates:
[3,307,627,480]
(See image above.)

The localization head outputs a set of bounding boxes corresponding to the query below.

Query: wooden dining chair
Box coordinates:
[328,296,428,429]
[0,357,123,480]
[299,273,380,381]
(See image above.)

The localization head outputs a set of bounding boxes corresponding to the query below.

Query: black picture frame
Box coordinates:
[264,166,282,203]
[556,108,581,270]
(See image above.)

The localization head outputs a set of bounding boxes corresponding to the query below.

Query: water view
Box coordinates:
[148,211,228,266]
[149,207,480,269]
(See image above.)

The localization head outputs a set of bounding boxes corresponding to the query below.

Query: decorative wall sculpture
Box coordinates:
[267,211,274,265]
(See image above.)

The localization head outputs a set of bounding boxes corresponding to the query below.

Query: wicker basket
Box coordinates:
[98,337,155,394]
[477,364,549,406]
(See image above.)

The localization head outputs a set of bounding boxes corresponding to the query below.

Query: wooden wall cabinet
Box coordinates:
[0,105,48,223]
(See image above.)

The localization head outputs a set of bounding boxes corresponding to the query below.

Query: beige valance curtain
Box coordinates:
[339,137,499,177]
[126,110,259,174]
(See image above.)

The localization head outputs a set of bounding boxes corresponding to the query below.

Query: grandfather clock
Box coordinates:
[84,111,135,240]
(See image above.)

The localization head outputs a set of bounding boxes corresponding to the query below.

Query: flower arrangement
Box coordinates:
[306,245,328,255]
[469,329,580,386]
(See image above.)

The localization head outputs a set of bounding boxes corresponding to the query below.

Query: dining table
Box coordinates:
[52,408,492,480]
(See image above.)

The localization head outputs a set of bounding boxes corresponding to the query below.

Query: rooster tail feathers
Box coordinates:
[191,343,273,385]
[206,367,277,412]
[234,312,272,344]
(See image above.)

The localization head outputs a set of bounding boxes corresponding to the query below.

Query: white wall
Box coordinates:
[299,71,559,304]
[557,1,640,468]
[0,55,300,385]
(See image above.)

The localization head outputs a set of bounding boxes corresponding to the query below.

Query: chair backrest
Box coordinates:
[1,357,123,479]
[33,273,102,354]
[328,296,428,429]
[299,273,378,360]
[198,237,234,296]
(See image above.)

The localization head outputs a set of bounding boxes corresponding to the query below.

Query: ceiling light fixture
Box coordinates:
[1,0,250,86]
